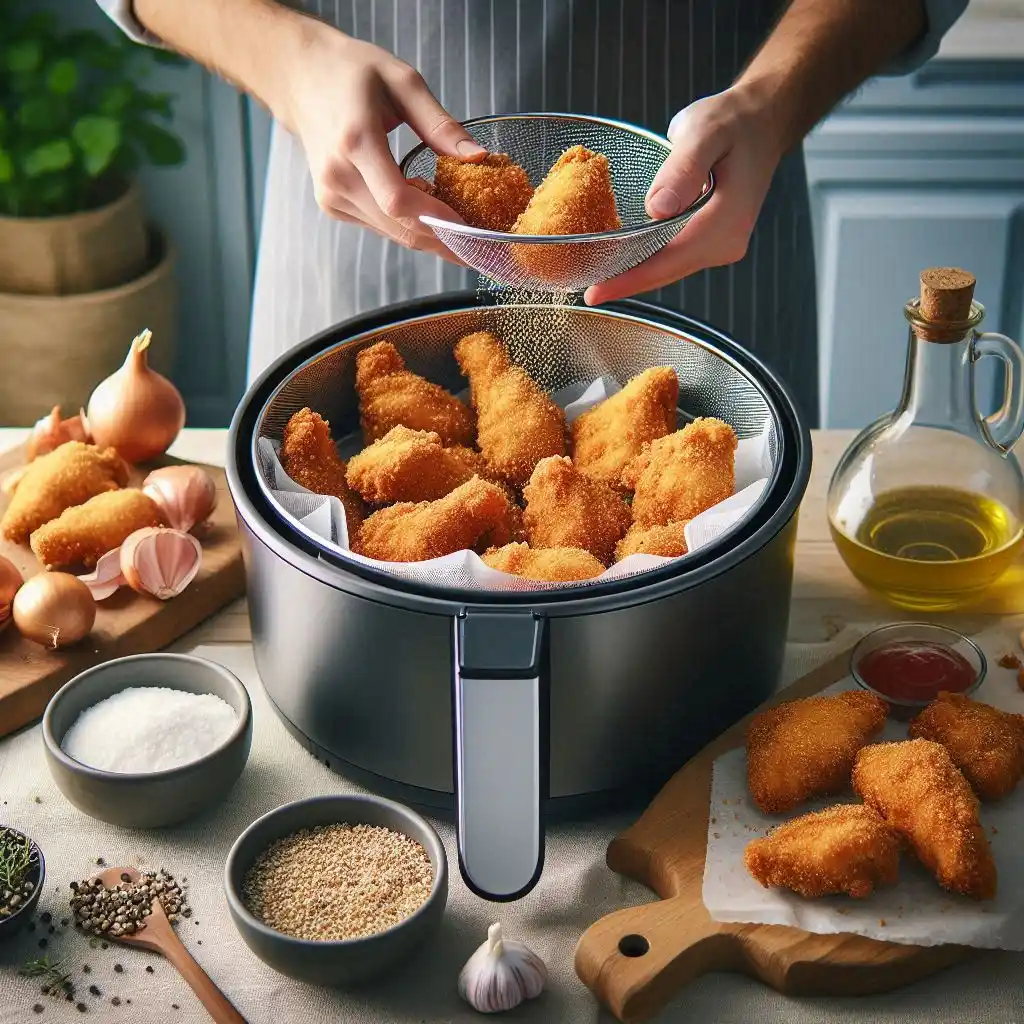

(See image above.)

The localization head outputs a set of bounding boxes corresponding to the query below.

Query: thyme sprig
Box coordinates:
[20,955,74,999]
[0,827,34,893]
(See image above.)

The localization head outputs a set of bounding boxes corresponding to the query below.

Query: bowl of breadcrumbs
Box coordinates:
[224,794,447,986]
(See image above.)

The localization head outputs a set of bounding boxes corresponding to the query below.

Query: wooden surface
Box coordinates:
[572,649,969,1024]
[96,867,246,1024]
[0,443,246,737]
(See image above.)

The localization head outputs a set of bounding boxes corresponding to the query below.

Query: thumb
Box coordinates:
[646,104,728,219]
[395,73,488,162]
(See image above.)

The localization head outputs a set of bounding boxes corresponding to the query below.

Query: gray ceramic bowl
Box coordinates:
[224,795,448,987]
[42,653,252,828]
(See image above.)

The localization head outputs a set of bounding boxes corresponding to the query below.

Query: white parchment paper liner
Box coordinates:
[702,625,1024,950]
[256,376,774,591]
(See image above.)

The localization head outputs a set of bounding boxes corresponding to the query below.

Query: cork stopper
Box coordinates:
[919,267,975,323]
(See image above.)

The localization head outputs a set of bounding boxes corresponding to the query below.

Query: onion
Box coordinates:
[0,556,23,633]
[120,527,203,600]
[84,329,186,464]
[12,573,95,649]
[26,406,91,461]
[142,465,217,533]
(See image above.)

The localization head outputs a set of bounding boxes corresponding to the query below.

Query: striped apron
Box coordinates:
[249,0,819,423]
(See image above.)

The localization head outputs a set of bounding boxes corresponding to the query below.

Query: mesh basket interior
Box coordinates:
[253,304,779,595]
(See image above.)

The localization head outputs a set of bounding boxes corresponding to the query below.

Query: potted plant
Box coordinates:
[0,3,187,425]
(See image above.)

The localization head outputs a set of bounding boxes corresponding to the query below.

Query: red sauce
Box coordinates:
[856,640,976,702]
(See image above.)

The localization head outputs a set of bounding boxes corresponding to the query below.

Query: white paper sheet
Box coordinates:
[255,375,774,591]
[702,625,1024,950]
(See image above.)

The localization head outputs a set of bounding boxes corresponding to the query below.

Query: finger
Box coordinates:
[646,104,731,219]
[388,67,488,161]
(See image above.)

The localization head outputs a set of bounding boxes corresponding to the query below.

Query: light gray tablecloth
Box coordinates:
[2,628,1023,1024]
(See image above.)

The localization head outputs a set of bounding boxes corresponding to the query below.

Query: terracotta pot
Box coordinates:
[0,180,149,296]
[0,228,177,427]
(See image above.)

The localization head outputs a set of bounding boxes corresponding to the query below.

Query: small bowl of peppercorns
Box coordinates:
[0,825,45,944]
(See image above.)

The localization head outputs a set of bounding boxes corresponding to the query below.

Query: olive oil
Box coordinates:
[830,486,1024,611]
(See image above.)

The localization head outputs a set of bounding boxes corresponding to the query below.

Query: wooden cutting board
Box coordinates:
[573,648,973,1023]
[0,444,245,737]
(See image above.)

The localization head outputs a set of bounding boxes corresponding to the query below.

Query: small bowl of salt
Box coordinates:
[42,653,252,828]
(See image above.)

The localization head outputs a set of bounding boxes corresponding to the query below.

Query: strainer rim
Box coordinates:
[399,111,714,242]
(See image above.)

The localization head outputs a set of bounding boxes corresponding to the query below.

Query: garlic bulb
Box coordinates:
[26,406,90,460]
[120,527,202,600]
[142,465,217,533]
[458,922,547,1014]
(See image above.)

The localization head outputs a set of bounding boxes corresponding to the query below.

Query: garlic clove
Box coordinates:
[26,406,91,461]
[458,922,547,1014]
[120,527,202,600]
[142,465,217,533]
[78,548,126,601]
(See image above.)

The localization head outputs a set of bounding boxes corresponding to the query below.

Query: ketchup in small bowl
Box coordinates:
[850,623,985,719]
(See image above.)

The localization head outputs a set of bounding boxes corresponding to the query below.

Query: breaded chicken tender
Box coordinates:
[345,426,479,504]
[615,521,689,561]
[746,690,888,815]
[29,489,165,570]
[570,367,678,488]
[355,341,475,447]
[523,456,631,565]
[482,542,605,582]
[853,738,997,900]
[624,417,737,527]
[744,805,902,900]
[280,408,365,537]
[1,441,129,544]
[909,693,1024,802]
[353,477,520,562]
[432,153,534,231]
[454,332,566,486]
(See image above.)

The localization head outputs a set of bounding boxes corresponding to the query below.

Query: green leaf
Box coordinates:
[17,96,61,133]
[46,58,78,95]
[21,140,74,178]
[72,116,122,177]
[99,83,135,117]
[6,39,42,75]
[133,120,185,165]
[0,149,13,184]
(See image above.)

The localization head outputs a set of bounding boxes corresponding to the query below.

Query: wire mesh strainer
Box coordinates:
[399,113,713,293]
[252,303,777,594]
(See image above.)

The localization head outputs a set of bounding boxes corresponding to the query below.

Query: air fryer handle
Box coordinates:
[453,610,548,901]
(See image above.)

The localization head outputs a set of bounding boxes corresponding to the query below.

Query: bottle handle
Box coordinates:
[974,331,1024,455]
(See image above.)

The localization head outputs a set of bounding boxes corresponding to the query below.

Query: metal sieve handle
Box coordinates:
[453,610,548,901]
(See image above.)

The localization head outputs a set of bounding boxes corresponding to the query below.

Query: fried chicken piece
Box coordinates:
[615,521,689,561]
[0,441,129,544]
[746,690,888,815]
[432,153,534,231]
[482,542,605,582]
[353,477,520,562]
[454,332,566,486]
[570,367,678,488]
[355,341,476,447]
[523,456,631,565]
[908,693,1024,802]
[853,738,997,900]
[623,417,737,527]
[345,426,482,504]
[744,805,902,900]
[29,489,165,570]
[280,408,365,537]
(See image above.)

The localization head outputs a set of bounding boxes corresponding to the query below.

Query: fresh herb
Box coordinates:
[20,955,74,999]
[0,827,33,892]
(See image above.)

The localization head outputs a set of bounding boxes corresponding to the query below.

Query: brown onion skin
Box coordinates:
[0,555,23,633]
[86,329,186,464]
[12,573,96,649]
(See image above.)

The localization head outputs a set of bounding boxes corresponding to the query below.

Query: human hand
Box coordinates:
[584,86,784,305]
[282,25,486,260]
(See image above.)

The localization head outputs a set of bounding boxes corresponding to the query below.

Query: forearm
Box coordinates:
[735,0,926,154]
[132,0,328,130]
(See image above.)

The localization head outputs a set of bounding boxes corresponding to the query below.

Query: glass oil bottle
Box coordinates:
[827,267,1024,611]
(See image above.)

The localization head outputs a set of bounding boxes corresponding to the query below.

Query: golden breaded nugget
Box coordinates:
[615,521,689,561]
[482,542,605,582]
[432,153,533,231]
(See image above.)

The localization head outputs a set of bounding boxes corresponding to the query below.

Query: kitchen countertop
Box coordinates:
[3,427,1024,1024]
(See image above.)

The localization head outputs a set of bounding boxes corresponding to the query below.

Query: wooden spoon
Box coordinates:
[93,866,246,1024]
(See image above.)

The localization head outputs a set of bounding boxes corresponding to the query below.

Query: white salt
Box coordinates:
[62,687,238,774]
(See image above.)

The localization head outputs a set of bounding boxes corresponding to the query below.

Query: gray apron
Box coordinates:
[249,0,818,423]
